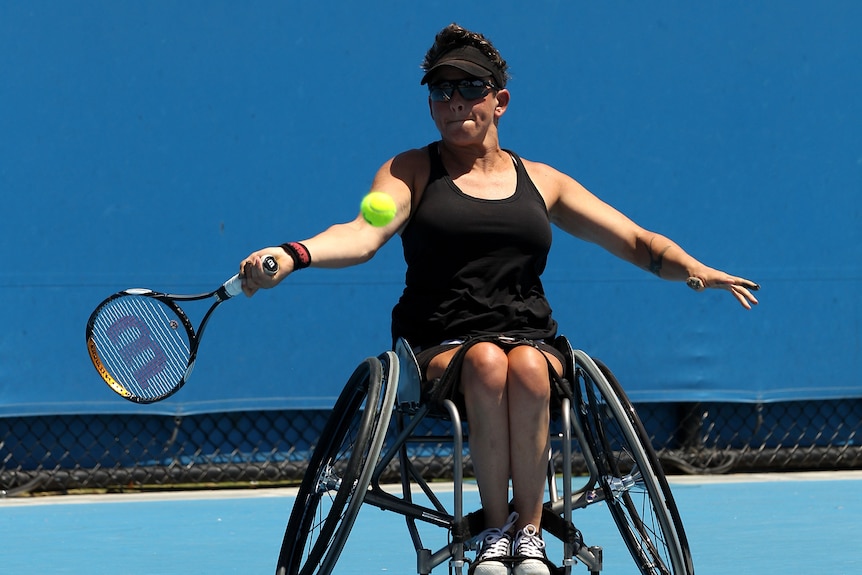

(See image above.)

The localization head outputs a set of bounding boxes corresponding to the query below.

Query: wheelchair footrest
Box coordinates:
[541,507,584,554]
[451,509,487,544]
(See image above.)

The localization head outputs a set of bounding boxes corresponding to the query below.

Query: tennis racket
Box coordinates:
[86,256,279,404]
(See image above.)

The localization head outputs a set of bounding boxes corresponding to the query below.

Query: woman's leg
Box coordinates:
[427,342,513,527]
[504,345,560,530]
[460,343,514,528]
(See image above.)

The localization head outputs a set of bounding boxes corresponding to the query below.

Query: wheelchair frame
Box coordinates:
[275,337,694,575]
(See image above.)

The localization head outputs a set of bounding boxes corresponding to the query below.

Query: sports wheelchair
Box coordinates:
[275,336,694,575]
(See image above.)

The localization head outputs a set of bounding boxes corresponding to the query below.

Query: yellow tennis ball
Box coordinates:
[360,191,397,227]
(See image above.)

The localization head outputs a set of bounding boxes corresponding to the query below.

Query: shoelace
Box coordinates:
[476,512,520,560]
[514,524,546,559]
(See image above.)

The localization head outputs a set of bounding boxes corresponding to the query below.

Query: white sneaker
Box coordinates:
[512,524,550,575]
[471,512,519,575]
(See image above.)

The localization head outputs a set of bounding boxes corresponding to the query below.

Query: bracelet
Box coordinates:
[280,242,312,270]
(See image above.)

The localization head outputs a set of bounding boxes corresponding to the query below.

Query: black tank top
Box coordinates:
[391,142,557,348]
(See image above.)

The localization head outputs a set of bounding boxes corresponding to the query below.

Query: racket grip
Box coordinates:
[223,275,244,298]
[262,255,279,276]
[224,256,279,299]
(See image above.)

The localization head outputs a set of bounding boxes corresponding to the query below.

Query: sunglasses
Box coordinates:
[428,78,497,102]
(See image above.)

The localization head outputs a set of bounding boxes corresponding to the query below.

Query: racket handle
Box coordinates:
[223,255,279,299]
[262,255,279,276]
[223,275,244,298]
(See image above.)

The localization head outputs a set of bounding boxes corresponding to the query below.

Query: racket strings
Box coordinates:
[90,295,192,400]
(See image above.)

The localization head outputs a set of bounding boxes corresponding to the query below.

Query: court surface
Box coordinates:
[2,470,860,574]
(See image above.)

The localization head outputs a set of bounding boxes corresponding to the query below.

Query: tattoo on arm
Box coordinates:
[647,239,671,277]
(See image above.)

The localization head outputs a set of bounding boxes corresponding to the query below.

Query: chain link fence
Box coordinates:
[2,398,860,496]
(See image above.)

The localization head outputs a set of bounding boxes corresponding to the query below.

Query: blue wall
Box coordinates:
[2,1,860,415]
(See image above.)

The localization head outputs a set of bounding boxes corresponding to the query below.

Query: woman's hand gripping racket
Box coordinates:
[85,256,279,403]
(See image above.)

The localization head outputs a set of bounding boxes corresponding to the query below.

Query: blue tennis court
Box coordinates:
[2,471,860,574]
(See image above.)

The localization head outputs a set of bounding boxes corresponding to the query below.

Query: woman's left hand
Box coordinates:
[686,274,760,309]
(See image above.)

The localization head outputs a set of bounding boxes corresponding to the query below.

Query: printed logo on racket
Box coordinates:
[104,315,169,390]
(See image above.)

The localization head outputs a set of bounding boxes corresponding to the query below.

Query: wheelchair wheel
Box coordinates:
[275,355,396,575]
[572,351,694,575]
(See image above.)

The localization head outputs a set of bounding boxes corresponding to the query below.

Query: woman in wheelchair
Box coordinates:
[240,23,759,575]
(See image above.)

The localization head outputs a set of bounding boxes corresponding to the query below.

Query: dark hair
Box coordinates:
[422,23,509,88]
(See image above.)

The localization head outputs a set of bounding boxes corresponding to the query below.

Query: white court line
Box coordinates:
[3,469,861,507]
[666,469,862,485]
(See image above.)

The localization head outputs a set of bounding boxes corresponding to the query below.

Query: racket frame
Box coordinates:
[86,275,242,403]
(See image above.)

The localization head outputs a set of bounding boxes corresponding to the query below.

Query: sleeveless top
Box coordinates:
[391,142,557,348]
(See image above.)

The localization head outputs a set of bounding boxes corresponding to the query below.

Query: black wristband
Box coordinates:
[280,242,312,270]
